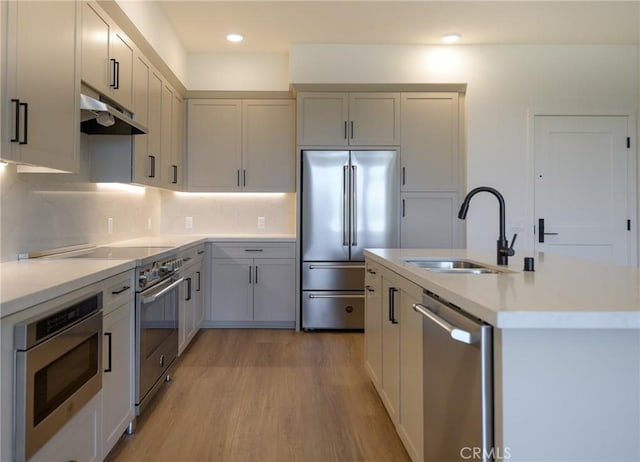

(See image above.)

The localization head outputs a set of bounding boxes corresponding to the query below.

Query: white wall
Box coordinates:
[290,44,638,253]
[187,53,289,91]
[116,0,188,86]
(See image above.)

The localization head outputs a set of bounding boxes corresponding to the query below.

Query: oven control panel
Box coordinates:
[138,256,183,289]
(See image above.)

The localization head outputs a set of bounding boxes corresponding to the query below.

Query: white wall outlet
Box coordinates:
[257,216,265,229]
[107,217,113,234]
[185,216,193,229]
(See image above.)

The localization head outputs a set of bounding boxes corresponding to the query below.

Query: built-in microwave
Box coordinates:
[14,292,103,462]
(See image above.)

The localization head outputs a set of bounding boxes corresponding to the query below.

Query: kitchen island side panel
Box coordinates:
[495,328,640,462]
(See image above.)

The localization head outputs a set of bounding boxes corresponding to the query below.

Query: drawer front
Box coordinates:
[302,262,365,290]
[212,243,295,259]
[103,271,135,314]
[180,244,206,266]
[302,291,365,329]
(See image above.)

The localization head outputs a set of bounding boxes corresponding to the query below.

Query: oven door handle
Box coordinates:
[141,277,184,304]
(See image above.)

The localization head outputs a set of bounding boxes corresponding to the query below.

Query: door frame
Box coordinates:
[526,110,638,266]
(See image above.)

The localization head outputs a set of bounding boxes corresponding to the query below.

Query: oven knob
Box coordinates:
[139,274,148,286]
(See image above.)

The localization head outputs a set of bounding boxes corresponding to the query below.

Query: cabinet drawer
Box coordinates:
[103,272,135,315]
[212,242,295,259]
[180,243,206,264]
[302,262,364,290]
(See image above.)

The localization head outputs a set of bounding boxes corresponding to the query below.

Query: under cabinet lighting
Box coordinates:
[174,192,287,198]
[96,183,145,194]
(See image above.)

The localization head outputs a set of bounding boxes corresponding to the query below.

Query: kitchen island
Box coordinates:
[364,248,640,462]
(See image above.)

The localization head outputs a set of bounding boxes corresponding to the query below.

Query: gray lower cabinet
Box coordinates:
[209,242,295,327]
[364,258,424,462]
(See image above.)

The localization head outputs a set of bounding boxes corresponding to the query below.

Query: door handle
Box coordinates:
[343,165,349,246]
[10,99,19,143]
[110,59,117,87]
[172,165,178,184]
[388,287,398,324]
[538,218,559,243]
[351,165,357,246]
[149,155,156,178]
[104,332,113,372]
[19,102,28,144]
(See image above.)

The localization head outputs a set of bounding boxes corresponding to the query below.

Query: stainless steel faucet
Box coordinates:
[458,186,517,266]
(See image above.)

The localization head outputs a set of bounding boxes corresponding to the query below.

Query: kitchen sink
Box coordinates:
[403,258,503,274]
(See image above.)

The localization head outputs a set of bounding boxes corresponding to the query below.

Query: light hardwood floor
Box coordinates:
[106,329,411,462]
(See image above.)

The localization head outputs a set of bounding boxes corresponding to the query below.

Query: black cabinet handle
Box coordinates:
[249,265,252,284]
[104,332,112,372]
[344,121,347,139]
[149,155,156,178]
[243,169,247,187]
[237,169,240,187]
[110,59,117,87]
[538,218,559,243]
[10,99,19,143]
[186,277,192,301]
[388,287,398,324]
[244,248,263,252]
[172,165,178,184]
[114,60,120,89]
[402,167,406,185]
[196,271,201,291]
[19,102,28,144]
[350,120,354,139]
[255,265,258,284]
[111,285,130,295]
[402,199,406,217]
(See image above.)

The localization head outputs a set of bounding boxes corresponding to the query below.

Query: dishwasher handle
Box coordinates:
[413,303,477,345]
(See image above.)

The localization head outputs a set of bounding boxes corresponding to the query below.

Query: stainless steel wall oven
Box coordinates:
[14,292,103,462]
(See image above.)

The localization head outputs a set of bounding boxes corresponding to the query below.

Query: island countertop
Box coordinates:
[364,248,640,329]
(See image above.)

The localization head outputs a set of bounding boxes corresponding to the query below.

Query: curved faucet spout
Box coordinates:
[458,186,515,265]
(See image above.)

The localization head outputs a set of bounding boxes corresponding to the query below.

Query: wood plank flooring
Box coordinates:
[105,329,410,462]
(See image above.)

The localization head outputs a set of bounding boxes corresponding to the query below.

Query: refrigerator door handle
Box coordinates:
[343,165,349,246]
[351,165,357,246]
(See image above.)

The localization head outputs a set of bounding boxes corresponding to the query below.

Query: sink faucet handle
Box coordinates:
[507,233,518,256]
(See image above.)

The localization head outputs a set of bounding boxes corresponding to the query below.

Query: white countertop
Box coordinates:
[364,248,640,329]
[1,234,296,319]
[0,259,136,319]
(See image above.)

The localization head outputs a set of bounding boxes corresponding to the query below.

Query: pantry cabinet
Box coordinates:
[81,1,134,111]
[400,92,464,249]
[210,242,295,326]
[187,99,295,192]
[296,92,400,146]
[2,0,80,172]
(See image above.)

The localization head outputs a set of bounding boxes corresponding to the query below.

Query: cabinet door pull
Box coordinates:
[249,265,252,284]
[402,167,406,185]
[114,60,120,89]
[19,102,28,144]
[111,285,130,295]
[186,277,192,301]
[243,169,247,187]
[402,199,405,217]
[197,250,205,255]
[344,121,348,139]
[350,120,354,139]
[172,165,178,184]
[149,155,156,178]
[110,58,117,87]
[388,287,398,324]
[237,169,240,187]
[196,271,201,291]
[255,265,258,284]
[104,332,113,372]
[10,99,19,143]
[244,248,263,252]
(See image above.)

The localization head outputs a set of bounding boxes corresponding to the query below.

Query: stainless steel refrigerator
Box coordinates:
[301,150,399,329]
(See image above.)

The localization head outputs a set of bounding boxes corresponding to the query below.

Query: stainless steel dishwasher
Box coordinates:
[413,290,494,462]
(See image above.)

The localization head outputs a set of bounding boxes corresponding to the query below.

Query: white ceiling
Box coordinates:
[156,1,640,54]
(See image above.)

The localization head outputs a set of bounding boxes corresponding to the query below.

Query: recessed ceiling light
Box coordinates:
[226,33,244,43]
[441,33,461,44]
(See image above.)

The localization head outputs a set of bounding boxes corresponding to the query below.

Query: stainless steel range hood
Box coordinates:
[80,93,147,135]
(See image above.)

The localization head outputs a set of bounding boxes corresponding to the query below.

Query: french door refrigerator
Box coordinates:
[301,150,399,329]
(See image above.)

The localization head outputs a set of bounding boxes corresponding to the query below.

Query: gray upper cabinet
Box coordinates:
[297,92,400,146]
[400,93,460,192]
[81,1,134,111]
[187,99,294,192]
[2,0,80,173]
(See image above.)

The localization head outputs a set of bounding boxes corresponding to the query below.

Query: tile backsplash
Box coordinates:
[1,147,296,262]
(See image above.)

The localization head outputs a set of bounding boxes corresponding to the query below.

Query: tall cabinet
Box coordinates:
[2,0,80,172]
[400,92,464,248]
